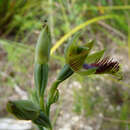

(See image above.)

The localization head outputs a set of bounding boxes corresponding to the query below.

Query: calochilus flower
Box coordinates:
[64,34,122,80]
[47,34,122,110]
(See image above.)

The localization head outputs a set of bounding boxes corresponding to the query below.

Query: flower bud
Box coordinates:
[35,24,51,64]
[7,100,52,128]
[7,100,40,120]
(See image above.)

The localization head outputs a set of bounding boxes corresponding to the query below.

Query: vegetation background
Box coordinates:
[0,0,130,130]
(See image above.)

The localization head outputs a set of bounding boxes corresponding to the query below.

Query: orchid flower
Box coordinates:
[64,34,122,79]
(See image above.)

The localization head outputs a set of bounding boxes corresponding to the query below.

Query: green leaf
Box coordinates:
[86,49,105,64]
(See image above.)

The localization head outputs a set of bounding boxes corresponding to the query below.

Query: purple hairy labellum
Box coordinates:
[83,57,119,74]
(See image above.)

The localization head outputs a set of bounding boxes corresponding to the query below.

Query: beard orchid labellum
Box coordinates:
[64,33,122,80]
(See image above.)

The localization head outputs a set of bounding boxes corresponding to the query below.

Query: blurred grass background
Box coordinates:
[0,0,130,130]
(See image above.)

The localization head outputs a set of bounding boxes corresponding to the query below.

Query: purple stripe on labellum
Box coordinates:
[83,64,96,69]
[83,57,120,74]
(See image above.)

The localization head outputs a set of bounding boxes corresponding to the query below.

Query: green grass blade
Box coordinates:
[50,15,116,55]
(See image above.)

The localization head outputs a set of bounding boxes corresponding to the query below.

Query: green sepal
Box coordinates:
[64,33,80,60]
[84,40,94,53]
[86,49,105,64]
[64,36,94,72]
[7,100,40,120]
[33,111,51,128]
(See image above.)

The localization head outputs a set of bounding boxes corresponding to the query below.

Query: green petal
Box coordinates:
[77,68,97,76]
[65,33,80,62]
[84,40,95,53]
[86,49,105,64]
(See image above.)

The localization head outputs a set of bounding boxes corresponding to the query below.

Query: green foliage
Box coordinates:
[0,0,46,42]
[1,40,33,73]
[0,0,27,33]
[0,0,129,130]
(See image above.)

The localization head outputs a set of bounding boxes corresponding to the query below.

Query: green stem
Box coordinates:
[46,64,74,116]
[49,80,61,98]
[46,80,61,116]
